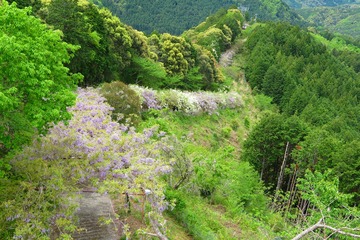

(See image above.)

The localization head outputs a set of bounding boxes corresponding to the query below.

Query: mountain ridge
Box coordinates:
[90,0,305,35]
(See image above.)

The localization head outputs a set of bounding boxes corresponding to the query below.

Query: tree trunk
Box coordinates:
[276,142,290,193]
[260,157,265,181]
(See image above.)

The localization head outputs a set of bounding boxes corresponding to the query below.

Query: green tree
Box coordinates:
[99,81,141,125]
[44,0,107,85]
[334,140,360,202]
[195,45,225,90]
[158,33,195,77]
[292,128,341,173]
[0,2,81,158]
[294,170,360,239]
[243,113,308,190]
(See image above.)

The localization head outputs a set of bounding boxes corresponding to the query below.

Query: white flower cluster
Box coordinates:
[129,85,243,115]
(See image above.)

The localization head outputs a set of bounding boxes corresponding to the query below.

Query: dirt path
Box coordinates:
[72,192,120,240]
[219,48,237,67]
[219,38,247,67]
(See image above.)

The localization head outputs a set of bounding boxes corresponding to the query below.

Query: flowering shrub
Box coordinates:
[99,81,141,125]
[130,85,243,115]
[2,88,174,238]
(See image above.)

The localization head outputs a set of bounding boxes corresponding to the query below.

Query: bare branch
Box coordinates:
[148,213,168,240]
[292,218,324,240]
[292,218,360,240]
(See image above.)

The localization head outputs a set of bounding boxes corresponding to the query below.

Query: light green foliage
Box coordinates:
[125,25,150,57]
[297,4,360,39]
[253,94,278,112]
[99,8,133,65]
[0,2,80,156]
[196,27,230,60]
[296,170,360,238]
[196,146,268,216]
[0,157,79,239]
[124,56,168,89]
[99,81,141,125]
[311,32,360,53]
[184,8,243,60]
[158,33,195,76]
[139,102,285,238]
[140,32,223,91]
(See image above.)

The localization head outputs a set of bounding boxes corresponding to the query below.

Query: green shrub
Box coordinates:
[100,81,141,125]
[221,126,232,138]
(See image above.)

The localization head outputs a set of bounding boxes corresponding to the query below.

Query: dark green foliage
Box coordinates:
[43,0,134,86]
[245,22,360,118]
[123,56,167,89]
[7,0,42,13]
[100,81,141,125]
[334,140,360,202]
[90,0,237,35]
[89,0,304,35]
[284,0,356,8]
[243,113,308,190]
[244,22,360,198]
[195,46,225,90]
[332,48,360,73]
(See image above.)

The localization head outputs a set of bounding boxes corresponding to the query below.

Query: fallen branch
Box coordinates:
[293,218,360,240]
[149,213,168,240]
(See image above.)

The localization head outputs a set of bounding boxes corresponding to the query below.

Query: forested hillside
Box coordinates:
[1,0,360,239]
[90,0,304,35]
[284,0,357,8]
[244,22,360,197]
[296,4,360,39]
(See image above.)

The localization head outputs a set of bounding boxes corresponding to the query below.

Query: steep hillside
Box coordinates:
[284,0,357,8]
[2,1,360,239]
[90,0,236,35]
[296,4,360,39]
[90,0,304,34]
[244,22,360,196]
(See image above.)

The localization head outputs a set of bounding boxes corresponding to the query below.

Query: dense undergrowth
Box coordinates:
[2,0,360,239]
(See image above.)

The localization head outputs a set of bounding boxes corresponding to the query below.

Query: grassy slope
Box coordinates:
[310,30,360,52]
[133,28,290,239]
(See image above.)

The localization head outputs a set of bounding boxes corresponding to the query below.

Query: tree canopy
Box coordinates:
[243,22,360,200]
[0,1,81,157]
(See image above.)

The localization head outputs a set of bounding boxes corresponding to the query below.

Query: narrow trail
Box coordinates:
[219,38,246,67]
[72,192,120,240]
